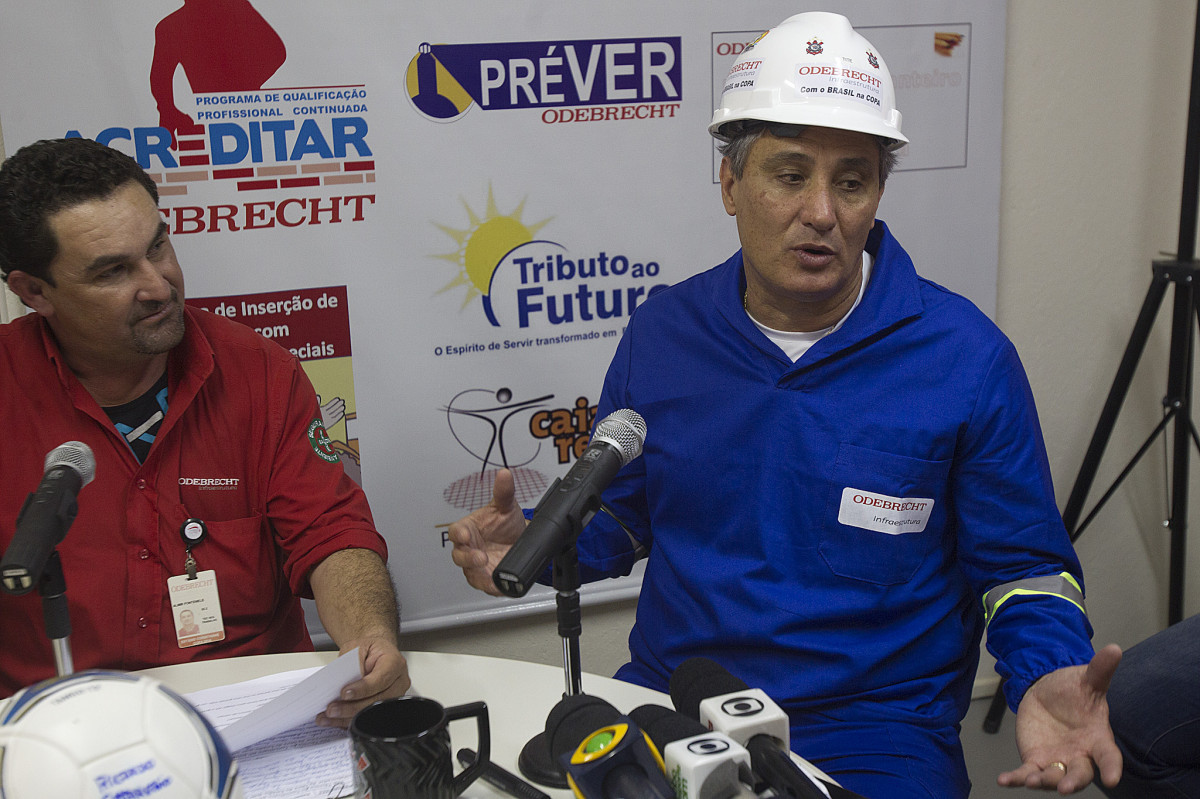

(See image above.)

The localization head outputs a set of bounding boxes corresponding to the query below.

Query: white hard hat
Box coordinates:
[710,11,907,149]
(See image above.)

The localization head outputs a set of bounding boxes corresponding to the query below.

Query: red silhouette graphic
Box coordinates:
[150,0,287,147]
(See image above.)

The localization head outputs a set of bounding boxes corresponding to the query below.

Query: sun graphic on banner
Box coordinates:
[433,185,553,308]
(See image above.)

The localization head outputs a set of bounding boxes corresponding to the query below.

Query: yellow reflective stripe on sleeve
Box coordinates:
[982,572,1086,627]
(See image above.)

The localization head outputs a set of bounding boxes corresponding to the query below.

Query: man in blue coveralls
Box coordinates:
[450,12,1123,798]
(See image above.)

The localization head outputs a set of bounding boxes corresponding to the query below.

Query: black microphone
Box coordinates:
[493,409,646,597]
[1,442,96,595]
[546,694,625,768]
[628,704,756,799]
[545,694,674,799]
[669,658,830,799]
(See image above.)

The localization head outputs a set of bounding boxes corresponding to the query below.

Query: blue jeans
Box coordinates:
[1099,613,1200,798]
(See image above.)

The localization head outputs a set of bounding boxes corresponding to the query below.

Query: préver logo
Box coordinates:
[405,35,683,125]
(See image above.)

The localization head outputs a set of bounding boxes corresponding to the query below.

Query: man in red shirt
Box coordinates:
[0,137,408,726]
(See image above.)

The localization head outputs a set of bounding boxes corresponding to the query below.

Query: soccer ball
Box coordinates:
[0,670,242,798]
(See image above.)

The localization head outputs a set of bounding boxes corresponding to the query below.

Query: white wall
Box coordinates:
[3,0,1198,681]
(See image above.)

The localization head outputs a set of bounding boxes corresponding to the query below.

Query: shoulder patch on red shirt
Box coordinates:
[306,418,340,463]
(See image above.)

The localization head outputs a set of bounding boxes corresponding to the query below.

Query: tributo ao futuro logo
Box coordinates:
[432,186,668,330]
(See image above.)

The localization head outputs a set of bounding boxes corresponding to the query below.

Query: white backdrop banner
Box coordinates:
[0,0,1005,634]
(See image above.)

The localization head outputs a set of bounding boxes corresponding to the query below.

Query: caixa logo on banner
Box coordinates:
[405,36,683,124]
[439,389,601,521]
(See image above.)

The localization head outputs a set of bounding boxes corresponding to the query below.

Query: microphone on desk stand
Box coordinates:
[545,694,674,799]
[0,441,96,678]
[493,410,647,789]
[493,408,647,599]
[628,704,758,799]
[1,441,95,595]
[670,657,838,799]
[518,693,616,790]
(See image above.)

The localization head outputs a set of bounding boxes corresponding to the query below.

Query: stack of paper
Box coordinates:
[185,649,361,799]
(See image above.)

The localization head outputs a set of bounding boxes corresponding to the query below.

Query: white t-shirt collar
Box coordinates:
[746,251,874,362]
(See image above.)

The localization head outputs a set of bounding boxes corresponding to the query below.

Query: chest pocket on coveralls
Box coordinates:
[820,442,951,585]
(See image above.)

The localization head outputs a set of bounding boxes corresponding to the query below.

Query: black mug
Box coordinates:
[351,696,490,799]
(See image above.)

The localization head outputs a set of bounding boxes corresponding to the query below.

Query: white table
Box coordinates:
[141,650,675,798]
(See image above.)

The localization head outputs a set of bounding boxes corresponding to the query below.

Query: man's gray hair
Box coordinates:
[717,122,899,186]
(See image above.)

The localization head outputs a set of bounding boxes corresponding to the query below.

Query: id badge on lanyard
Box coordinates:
[167,518,226,648]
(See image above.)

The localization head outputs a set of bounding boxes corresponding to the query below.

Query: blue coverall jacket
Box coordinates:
[571,221,1094,796]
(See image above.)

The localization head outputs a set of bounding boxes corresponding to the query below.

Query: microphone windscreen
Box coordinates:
[669,657,750,720]
[629,704,709,750]
[591,408,647,465]
[545,694,622,761]
[45,441,96,486]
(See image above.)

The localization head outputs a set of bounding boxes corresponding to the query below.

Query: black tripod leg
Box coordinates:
[1165,277,1195,625]
[1062,271,1169,533]
[981,679,1008,734]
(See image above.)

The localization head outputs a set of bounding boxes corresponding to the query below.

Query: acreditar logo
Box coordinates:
[63,0,376,235]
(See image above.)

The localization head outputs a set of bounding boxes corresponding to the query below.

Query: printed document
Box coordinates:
[185,648,361,799]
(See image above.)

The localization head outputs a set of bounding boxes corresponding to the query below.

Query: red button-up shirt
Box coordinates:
[0,307,386,695]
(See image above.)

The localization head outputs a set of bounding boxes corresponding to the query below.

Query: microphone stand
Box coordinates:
[516,546,583,789]
[504,406,647,788]
[554,547,584,696]
[40,550,75,677]
[0,546,75,678]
